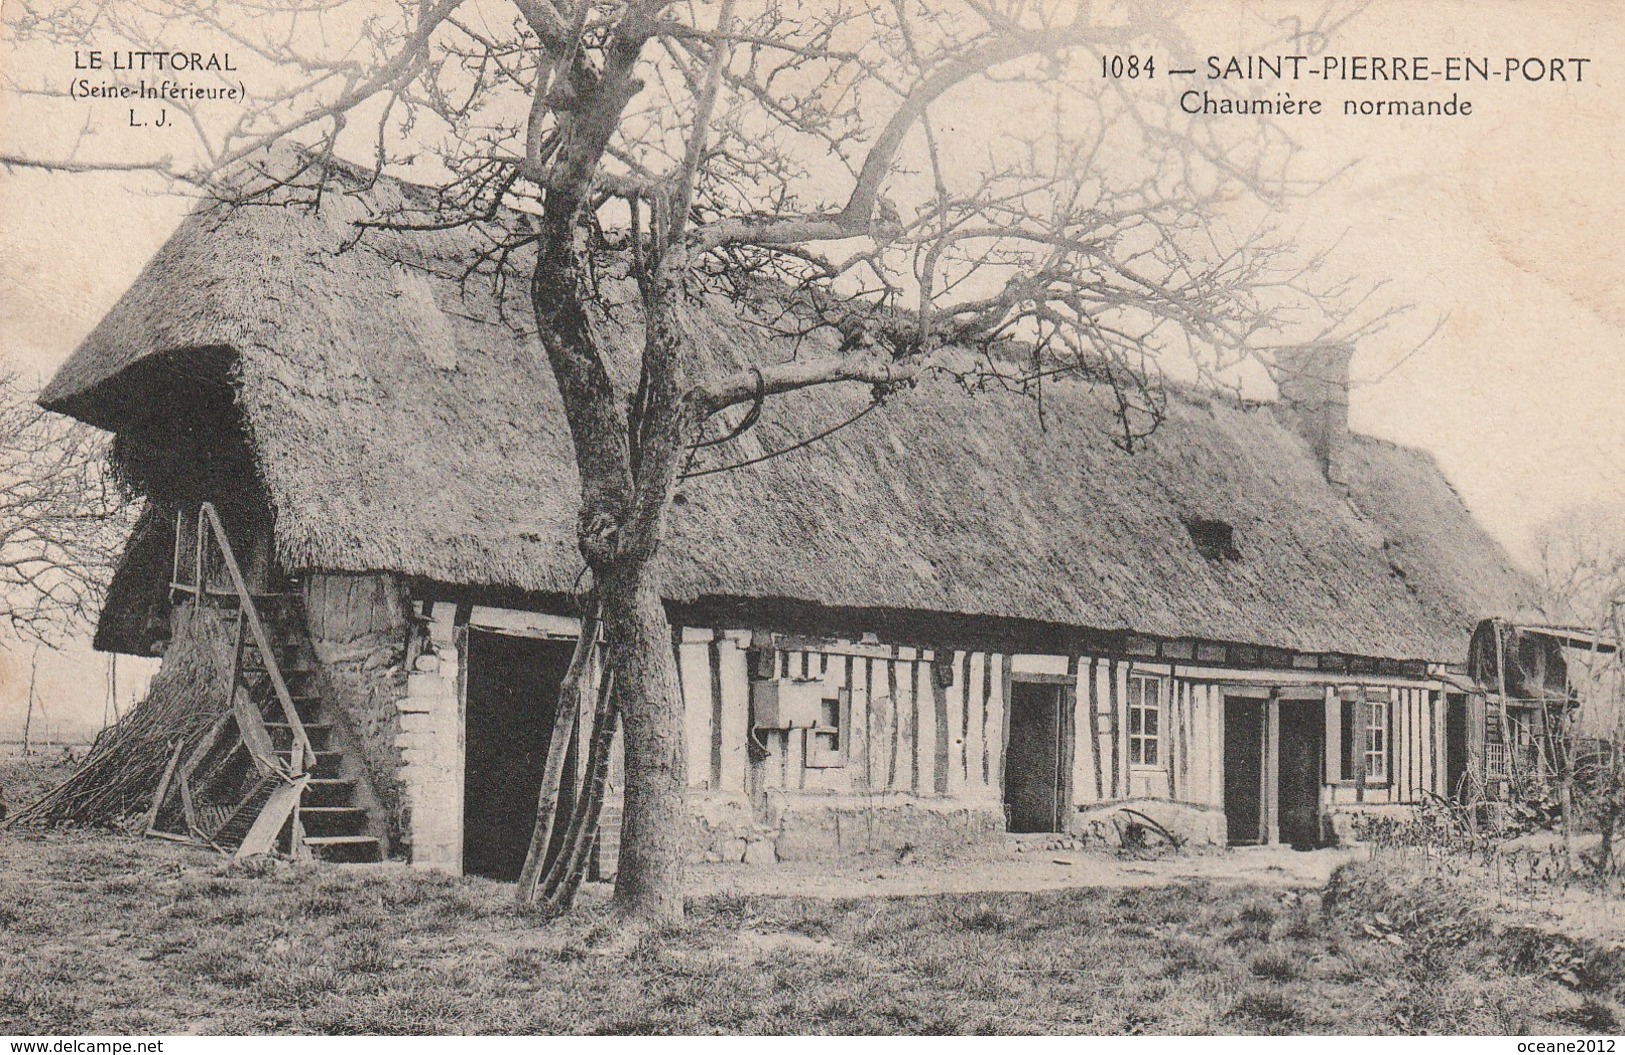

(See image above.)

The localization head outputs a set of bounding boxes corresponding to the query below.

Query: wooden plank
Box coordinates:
[934,657,953,796]
[1011,654,1070,676]
[1265,694,1280,843]
[885,660,902,791]
[143,740,185,835]
[148,829,200,845]
[1432,690,1445,796]
[1413,689,1425,796]
[917,660,938,794]
[1397,685,1410,793]
[754,632,895,660]
[1196,682,1214,805]
[1191,682,1204,804]
[1119,662,1133,796]
[903,659,921,792]
[1419,690,1430,797]
[716,632,751,792]
[1108,660,1121,799]
[1169,678,1183,800]
[1178,680,1196,802]
[988,654,1008,791]
[975,650,1001,790]
[787,726,806,788]
[1325,686,1342,787]
[852,655,870,791]
[236,777,308,859]
[851,650,864,780]
[954,651,971,792]
[677,639,712,788]
[1183,676,1196,799]
[1085,657,1103,802]
[1396,689,1407,800]
[994,650,1007,790]
[969,652,988,787]
[707,640,726,787]
[1063,656,1079,817]
[868,657,888,790]
[232,686,281,776]
[1420,690,1432,795]
[1395,688,1409,801]
[1072,658,1095,805]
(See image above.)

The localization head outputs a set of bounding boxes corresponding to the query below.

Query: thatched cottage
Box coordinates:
[39,170,1535,875]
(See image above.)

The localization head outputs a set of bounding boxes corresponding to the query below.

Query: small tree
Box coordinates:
[5,0,1388,920]
[0,372,131,646]
[1531,508,1625,876]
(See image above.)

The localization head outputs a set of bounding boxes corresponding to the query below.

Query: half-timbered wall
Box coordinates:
[405,602,1458,870]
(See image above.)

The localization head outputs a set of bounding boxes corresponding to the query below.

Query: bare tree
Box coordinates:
[1531,508,1625,875]
[0,373,130,646]
[5,0,1388,921]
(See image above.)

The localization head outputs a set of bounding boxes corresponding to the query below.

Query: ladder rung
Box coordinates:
[302,835,379,846]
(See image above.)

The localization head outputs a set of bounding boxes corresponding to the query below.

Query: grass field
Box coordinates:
[0,752,79,818]
[2,823,1622,1036]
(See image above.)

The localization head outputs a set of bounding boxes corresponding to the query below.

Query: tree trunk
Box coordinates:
[527,176,695,923]
[601,555,688,922]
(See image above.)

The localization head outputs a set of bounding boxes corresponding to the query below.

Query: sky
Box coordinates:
[0,0,1621,739]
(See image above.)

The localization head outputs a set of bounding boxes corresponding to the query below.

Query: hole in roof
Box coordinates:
[1185,518,1241,561]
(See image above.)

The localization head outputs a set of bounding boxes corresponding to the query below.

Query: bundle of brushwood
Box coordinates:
[8,608,231,829]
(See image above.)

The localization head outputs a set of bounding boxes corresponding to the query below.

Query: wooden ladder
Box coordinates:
[147,503,383,863]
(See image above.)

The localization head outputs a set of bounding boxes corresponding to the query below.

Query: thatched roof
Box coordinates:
[42,170,1534,664]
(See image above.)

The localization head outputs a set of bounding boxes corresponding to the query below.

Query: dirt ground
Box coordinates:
[686,842,1365,899]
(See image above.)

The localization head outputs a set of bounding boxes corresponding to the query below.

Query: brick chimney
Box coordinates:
[1274,344,1353,483]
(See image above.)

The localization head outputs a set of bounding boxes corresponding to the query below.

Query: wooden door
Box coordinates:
[1277,701,1325,849]
[1003,681,1067,833]
[1224,697,1265,845]
[463,631,577,880]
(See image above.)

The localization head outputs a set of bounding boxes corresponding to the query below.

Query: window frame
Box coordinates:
[1126,673,1165,769]
[1337,691,1393,787]
[805,688,850,769]
[1362,699,1388,784]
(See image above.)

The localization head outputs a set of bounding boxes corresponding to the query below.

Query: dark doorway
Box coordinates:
[1445,693,1469,800]
[1277,701,1325,849]
[1003,681,1069,833]
[463,631,576,880]
[1224,697,1265,845]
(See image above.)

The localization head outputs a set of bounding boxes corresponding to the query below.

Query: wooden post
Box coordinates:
[1087,658,1104,800]
[1061,656,1078,824]
[1108,659,1120,798]
[1264,692,1280,844]
[21,646,39,756]
[933,659,950,796]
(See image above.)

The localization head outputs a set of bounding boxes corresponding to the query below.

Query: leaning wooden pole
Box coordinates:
[21,646,39,756]
[540,668,620,913]
[517,603,601,906]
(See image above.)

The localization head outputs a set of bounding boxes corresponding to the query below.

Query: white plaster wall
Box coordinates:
[396,606,464,873]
